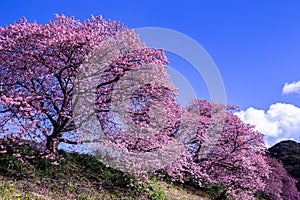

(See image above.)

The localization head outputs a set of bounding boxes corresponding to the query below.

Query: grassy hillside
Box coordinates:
[0,145,218,200]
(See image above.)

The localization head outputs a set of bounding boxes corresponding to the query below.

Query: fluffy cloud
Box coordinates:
[282,80,300,95]
[235,103,300,147]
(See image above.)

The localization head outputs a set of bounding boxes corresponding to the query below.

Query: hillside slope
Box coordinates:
[0,148,214,200]
[269,140,300,191]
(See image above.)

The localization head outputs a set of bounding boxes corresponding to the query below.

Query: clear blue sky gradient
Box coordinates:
[1,0,300,111]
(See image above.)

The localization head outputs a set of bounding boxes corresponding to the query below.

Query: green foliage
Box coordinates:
[254,192,269,200]
[148,185,165,200]
[0,182,43,200]
[0,141,235,199]
[0,182,16,199]
[0,154,21,172]
[126,174,166,200]
[0,144,141,199]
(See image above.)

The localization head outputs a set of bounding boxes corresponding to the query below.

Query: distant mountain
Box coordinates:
[269,140,300,191]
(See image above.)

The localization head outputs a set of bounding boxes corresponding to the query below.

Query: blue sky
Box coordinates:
[1,0,300,146]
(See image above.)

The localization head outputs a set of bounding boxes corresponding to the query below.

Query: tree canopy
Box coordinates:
[0,15,299,200]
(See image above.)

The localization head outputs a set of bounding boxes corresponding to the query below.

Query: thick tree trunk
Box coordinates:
[46,136,59,156]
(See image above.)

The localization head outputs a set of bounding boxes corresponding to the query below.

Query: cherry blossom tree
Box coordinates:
[72,29,183,172]
[0,14,174,158]
[263,157,300,200]
[2,14,298,200]
[166,100,270,199]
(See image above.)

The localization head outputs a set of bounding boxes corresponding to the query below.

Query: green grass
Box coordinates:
[0,144,213,200]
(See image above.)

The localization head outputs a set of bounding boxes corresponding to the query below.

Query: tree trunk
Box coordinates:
[46,136,59,156]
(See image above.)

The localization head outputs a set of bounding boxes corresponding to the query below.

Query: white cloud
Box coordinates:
[235,103,300,147]
[282,80,300,95]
